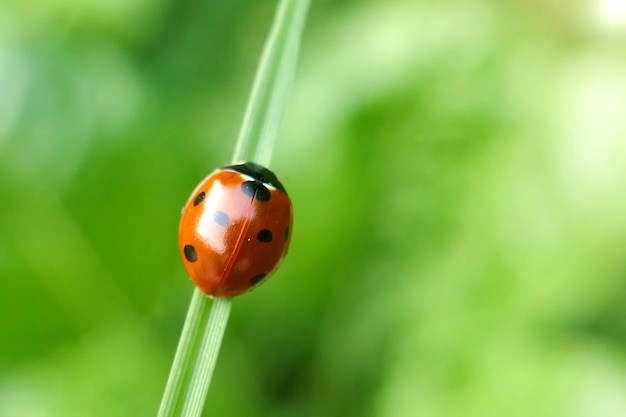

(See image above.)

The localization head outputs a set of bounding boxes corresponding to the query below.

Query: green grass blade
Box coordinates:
[179,298,232,416]
[157,290,211,417]
[158,0,310,416]
[232,0,311,166]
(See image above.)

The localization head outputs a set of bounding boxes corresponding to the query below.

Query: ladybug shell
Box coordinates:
[178,162,293,298]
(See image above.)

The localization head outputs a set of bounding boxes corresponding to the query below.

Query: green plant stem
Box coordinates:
[157,290,212,417]
[179,298,232,416]
[233,0,311,166]
[158,0,309,416]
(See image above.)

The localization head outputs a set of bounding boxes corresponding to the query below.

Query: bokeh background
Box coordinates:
[2,0,626,416]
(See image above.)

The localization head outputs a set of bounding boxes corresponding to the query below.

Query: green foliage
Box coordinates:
[1,1,626,416]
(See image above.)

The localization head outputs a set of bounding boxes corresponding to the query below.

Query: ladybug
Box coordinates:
[178,162,293,297]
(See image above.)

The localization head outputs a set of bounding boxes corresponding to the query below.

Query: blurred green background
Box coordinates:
[2,0,626,416]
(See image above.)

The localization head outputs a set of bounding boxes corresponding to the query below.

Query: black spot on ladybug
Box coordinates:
[184,245,198,262]
[251,273,267,286]
[257,229,273,243]
[241,181,270,202]
[284,226,290,242]
[224,162,288,194]
[213,211,230,226]
[193,191,206,206]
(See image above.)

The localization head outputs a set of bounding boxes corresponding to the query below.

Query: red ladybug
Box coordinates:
[178,162,293,297]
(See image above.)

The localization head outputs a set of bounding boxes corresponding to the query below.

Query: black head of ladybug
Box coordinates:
[223,162,287,195]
